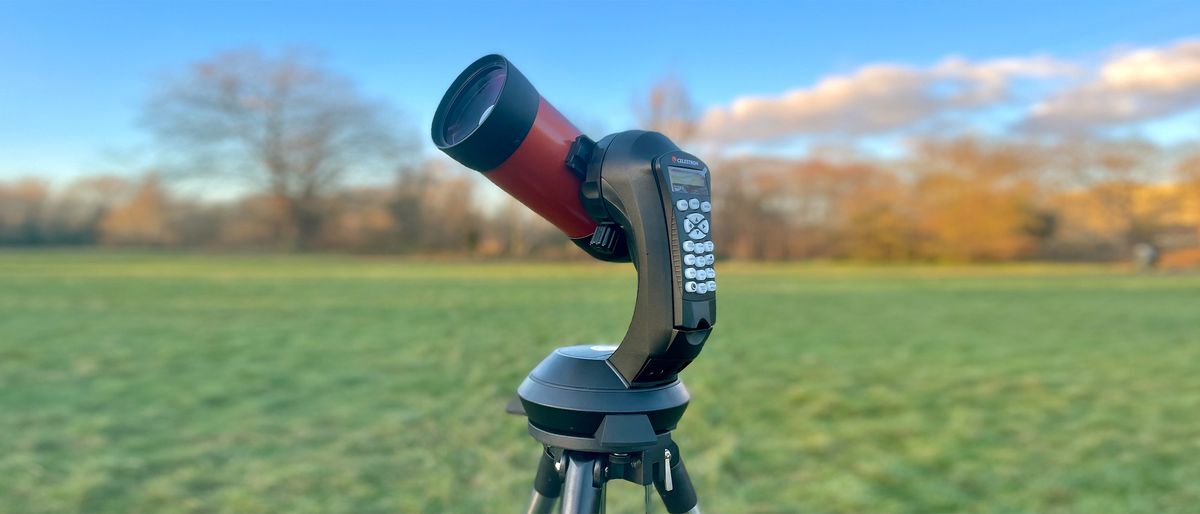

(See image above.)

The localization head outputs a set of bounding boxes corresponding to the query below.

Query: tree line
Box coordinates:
[713,139,1200,263]
[2,49,1199,264]
[4,139,1199,264]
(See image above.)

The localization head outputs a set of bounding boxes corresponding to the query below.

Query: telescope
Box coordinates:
[433,54,716,513]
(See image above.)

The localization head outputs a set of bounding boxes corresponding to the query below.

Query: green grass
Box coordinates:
[1,252,1198,513]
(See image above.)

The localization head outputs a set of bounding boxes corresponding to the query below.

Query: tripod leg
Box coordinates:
[526,449,563,514]
[560,451,605,514]
[654,444,699,514]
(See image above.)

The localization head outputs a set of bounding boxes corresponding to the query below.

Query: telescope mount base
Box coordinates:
[509,345,701,514]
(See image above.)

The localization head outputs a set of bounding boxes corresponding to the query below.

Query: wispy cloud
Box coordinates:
[1022,39,1200,132]
[697,39,1200,144]
[696,55,1074,143]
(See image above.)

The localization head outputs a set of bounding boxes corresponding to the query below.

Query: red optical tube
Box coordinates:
[432,55,598,239]
[483,98,595,238]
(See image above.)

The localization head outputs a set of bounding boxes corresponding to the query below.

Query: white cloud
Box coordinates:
[697,55,1073,143]
[1023,39,1200,132]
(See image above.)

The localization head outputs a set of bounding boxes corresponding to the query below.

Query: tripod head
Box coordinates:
[433,55,717,388]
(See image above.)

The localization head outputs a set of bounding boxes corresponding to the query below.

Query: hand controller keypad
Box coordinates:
[674,199,715,295]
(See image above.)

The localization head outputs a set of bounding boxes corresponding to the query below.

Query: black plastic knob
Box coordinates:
[589,222,625,256]
[564,135,596,179]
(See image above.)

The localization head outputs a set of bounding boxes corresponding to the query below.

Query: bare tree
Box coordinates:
[633,74,698,143]
[143,49,411,249]
[389,160,484,254]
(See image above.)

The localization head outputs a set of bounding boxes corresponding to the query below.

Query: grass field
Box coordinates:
[1,252,1198,513]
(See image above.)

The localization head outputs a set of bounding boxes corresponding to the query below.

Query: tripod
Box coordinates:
[525,432,699,514]
[509,345,702,514]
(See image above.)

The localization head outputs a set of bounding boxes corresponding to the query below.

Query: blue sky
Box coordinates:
[2,0,1199,180]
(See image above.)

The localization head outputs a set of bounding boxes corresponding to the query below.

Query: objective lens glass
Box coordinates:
[442,64,506,146]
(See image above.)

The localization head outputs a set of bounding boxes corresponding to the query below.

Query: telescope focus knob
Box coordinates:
[589,222,626,257]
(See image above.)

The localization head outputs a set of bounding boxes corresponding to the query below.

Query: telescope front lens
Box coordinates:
[442,64,506,146]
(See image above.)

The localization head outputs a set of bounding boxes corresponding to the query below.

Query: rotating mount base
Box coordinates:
[508,345,700,514]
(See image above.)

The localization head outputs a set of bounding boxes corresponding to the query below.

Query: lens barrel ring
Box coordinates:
[432,54,540,172]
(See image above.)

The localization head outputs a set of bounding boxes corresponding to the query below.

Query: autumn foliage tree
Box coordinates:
[98,175,176,246]
[907,139,1047,261]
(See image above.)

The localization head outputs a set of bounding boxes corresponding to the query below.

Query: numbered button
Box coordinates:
[682,241,695,252]
[706,281,717,291]
[697,282,710,294]
[701,201,711,212]
[683,254,696,266]
[688,198,700,209]
[676,200,689,211]
[684,281,698,293]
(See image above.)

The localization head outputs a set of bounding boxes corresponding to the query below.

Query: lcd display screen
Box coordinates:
[668,166,708,193]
